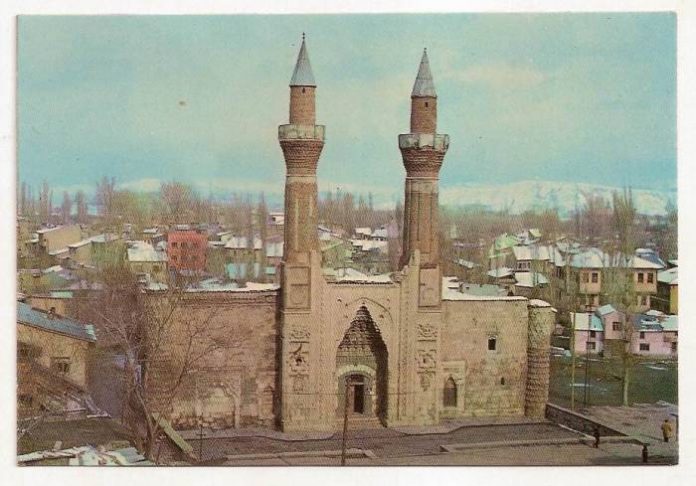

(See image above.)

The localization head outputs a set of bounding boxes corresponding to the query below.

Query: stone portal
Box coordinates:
[336,306,388,424]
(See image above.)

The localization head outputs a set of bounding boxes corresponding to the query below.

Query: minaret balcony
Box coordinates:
[279,124,325,141]
[398,133,449,151]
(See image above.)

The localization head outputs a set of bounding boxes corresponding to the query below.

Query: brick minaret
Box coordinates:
[279,35,324,266]
[399,49,449,268]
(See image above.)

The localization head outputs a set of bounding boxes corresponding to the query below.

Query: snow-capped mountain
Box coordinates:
[440,180,675,217]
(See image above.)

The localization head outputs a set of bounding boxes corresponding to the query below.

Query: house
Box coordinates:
[594,304,626,357]
[570,312,604,354]
[654,266,678,315]
[569,248,605,311]
[630,312,678,357]
[629,254,663,311]
[66,233,120,268]
[512,271,549,298]
[126,241,168,284]
[17,302,98,419]
[35,225,83,262]
[167,230,208,273]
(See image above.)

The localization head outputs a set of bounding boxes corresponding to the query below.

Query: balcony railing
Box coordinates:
[398,133,449,150]
[278,124,325,141]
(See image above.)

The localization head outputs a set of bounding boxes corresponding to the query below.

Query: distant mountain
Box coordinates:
[440,180,676,217]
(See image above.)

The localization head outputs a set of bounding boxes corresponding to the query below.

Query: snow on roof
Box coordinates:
[224,236,263,250]
[658,267,678,285]
[351,239,388,253]
[629,255,664,269]
[354,227,371,236]
[487,267,513,279]
[570,248,606,269]
[513,272,549,288]
[372,228,389,239]
[528,298,554,309]
[513,245,551,261]
[67,233,117,249]
[127,241,167,262]
[596,304,617,316]
[454,259,478,269]
[570,312,603,331]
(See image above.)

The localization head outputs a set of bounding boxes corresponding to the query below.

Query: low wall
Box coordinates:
[545,403,625,437]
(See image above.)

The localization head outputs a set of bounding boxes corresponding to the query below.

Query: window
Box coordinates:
[647,273,654,284]
[171,242,178,248]
[672,342,677,352]
[591,272,599,283]
[637,272,644,283]
[500,377,506,386]
[301,87,306,93]
[612,322,622,331]
[640,296,648,306]
[586,342,596,351]
[443,377,457,407]
[590,331,596,338]
[639,343,650,351]
[424,101,429,108]
[50,357,70,374]
[487,336,497,351]
[582,272,589,283]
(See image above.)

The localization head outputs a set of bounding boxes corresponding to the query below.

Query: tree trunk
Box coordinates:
[622,361,630,406]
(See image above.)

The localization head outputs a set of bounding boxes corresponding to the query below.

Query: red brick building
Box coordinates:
[167,230,207,272]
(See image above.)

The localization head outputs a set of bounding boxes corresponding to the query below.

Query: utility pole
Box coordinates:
[570,310,576,410]
[583,330,591,409]
[341,376,350,466]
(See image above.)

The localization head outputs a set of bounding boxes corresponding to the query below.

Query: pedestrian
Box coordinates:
[593,427,600,448]
[642,444,649,464]
[661,419,673,443]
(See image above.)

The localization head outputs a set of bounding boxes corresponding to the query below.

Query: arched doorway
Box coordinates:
[336,306,388,423]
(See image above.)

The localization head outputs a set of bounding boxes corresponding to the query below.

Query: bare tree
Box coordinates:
[96,176,117,226]
[74,265,234,461]
[75,190,88,224]
[61,191,72,224]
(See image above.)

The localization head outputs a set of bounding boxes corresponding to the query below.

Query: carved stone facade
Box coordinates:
[151,39,555,433]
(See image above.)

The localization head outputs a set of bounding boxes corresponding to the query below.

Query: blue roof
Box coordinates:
[17,302,96,342]
[596,304,616,316]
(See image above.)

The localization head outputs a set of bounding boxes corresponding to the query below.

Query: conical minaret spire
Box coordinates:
[411,48,436,97]
[290,34,317,87]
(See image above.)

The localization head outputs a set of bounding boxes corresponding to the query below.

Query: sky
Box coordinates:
[17,13,676,203]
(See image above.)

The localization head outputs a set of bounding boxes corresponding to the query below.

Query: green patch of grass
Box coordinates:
[549,356,677,409]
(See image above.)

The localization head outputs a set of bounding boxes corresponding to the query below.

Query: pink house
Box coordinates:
[570,312,604,354]
[596,304,626,340]
[630,313,678,357]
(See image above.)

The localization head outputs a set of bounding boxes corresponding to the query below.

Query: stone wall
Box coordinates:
[441,298,529,417]
[546,403,625,437]
[148,290,279,430]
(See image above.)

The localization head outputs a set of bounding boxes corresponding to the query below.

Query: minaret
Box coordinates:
[399,49,449,269]
[279,34,324,265]
[279,35,324,309]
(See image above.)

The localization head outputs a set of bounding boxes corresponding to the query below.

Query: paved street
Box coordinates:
[176,421,668,466]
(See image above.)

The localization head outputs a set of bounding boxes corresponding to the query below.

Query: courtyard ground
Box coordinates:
[180,417,676,466]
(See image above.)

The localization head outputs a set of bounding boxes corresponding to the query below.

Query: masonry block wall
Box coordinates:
[147,291,279,429]
[441,299,529,416]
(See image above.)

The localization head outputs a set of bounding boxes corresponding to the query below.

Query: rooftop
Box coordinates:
[17,302,96,342]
